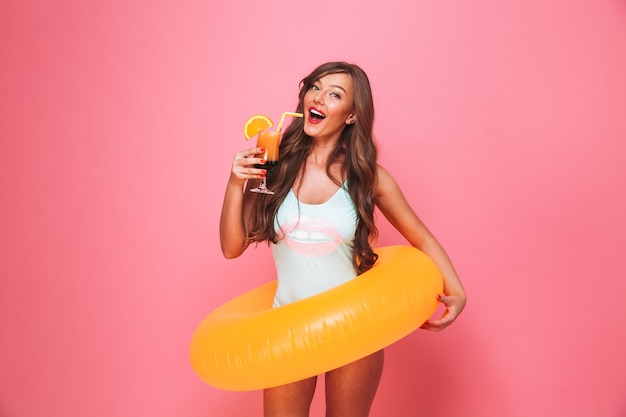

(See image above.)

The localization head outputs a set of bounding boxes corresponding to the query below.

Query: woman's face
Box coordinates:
[302,73,356,141]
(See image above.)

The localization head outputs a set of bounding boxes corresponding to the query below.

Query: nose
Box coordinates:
[313,90,323,105]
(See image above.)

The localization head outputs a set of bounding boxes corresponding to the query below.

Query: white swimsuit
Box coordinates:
[271,185,358,307]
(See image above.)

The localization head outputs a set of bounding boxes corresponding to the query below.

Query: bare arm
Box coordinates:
[219,147,266,258]
[374,165,466,331]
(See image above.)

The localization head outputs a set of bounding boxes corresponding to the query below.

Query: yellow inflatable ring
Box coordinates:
[190,245,443,391]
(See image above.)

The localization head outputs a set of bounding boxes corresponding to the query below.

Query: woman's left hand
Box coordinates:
[420,293,466,332]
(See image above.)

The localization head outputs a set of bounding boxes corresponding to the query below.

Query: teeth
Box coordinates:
[310,109,325,119]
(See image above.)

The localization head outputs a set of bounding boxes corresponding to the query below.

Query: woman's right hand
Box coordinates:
[229,147,267,185]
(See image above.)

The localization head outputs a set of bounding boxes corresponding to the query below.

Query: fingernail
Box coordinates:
[262,170,267,175]
[260,159,266,164]
[259,147,265,152]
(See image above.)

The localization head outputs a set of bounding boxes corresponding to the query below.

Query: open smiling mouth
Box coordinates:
[309,108,326,122]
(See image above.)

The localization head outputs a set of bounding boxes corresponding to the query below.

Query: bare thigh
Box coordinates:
[325,350,385,417]
[264,376,318,417]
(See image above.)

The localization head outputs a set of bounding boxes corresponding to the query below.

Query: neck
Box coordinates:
[308,136,340,165]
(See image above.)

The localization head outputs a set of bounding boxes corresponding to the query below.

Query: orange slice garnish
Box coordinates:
[243,114,274,140]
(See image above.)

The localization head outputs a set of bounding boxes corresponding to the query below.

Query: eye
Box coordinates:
[330,92,341,99]
[310,84,320,91]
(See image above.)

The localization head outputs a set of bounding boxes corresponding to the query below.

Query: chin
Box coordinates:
[303,124,316,138]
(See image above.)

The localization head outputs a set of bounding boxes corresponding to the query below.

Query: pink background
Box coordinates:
[2,0,625,416]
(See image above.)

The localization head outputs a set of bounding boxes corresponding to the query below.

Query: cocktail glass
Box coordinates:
[250,112,303,195]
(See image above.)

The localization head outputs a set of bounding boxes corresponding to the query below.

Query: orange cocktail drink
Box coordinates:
[255,127,280,171]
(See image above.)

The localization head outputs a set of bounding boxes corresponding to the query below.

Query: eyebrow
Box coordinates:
[330,84,347,93]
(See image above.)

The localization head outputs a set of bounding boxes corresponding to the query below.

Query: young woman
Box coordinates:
[220,62,466,417]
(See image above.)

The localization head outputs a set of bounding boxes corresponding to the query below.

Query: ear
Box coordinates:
[345,113,356,125]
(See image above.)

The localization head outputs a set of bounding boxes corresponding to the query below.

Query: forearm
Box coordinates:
[418,235,466,300]
[219,178,250,258]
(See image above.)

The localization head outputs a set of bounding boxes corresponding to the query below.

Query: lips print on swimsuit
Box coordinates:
[280,214,343,257]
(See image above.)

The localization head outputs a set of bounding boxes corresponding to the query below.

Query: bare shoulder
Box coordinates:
[374,164,425,239]
[375,164,402,198]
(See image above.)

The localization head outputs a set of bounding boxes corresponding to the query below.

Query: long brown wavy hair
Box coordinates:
[247,62,379,273]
